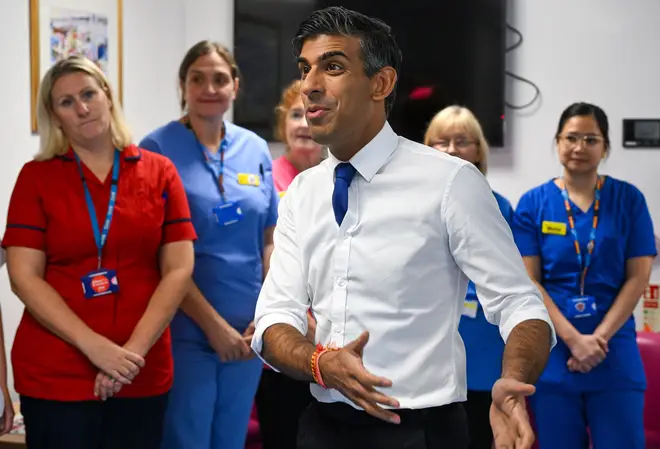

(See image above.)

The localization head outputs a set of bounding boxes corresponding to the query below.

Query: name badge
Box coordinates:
[566,296,596,319]
[542,221,567,236]
[82,269,119,299]
[212,201,243,226]
[237,173,261,187]
[462,300,478,319]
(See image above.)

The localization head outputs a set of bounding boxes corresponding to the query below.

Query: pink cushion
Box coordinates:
[637,331,660,447]
[246,403,262,446]
[527,398,540,449]
[246,420,260,441]
[647,431,660,449]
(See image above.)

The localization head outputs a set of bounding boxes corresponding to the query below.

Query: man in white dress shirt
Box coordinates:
[251,6,556,449]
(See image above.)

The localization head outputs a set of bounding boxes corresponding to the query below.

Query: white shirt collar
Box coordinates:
[327,121,399,182]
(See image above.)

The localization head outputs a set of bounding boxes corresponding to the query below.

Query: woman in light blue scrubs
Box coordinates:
[424,106,514,449]
[140,41,278,449]
[513,102,655,449]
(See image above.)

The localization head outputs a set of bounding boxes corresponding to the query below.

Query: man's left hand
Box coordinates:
[490,378,536,449]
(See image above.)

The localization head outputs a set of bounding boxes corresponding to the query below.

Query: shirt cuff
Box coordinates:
[2,228,46,251]
[517,247,540,258]
[251,312,308,372]
[499,297,557,350]
[162,219,197,244]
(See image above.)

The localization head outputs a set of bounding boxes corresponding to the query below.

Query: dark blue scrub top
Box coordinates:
[513,176,656,392]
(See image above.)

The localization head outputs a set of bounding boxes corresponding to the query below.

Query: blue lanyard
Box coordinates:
[200,139,228,203]
[557,176,603,296]
[74,150,120,269]
[184,117,228,202]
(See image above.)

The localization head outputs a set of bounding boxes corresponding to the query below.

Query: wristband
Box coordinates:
[311,343,338,388]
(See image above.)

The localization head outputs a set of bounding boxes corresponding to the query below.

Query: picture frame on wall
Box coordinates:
[29,0,123,133]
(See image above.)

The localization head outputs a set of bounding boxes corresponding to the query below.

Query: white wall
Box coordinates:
[0,2,51,403]
[0,0,233,401]
[123,0,234,139]
[0,0,658,400]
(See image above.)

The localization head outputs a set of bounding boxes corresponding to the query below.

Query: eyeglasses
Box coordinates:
[559,134,604,147]
[431,138,476,150]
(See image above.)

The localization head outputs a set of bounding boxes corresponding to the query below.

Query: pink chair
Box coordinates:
[245,403,262,449]
[637,331,660,449]
[527,398,540,449]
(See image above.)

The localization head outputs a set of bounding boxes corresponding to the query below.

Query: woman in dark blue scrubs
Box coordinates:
[424,105,514,449]
[513,102,655,449]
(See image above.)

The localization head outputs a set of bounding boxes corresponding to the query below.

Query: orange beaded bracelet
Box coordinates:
[311,343,338,388]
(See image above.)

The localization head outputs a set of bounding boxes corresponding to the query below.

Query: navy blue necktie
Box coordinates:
[332,162,356,226]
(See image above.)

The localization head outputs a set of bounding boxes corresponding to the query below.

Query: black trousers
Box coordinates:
[255,369,313,449]
[464,390,494,449]
[297,399,470,449]
[20,394,168,449]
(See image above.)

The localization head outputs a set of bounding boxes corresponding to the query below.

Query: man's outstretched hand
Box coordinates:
[490,378,536,449]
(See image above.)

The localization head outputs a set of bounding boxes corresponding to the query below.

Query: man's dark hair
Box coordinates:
[293,6,402,117]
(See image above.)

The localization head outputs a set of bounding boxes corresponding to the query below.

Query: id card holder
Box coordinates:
[567,295,596,319]
[462,300,478,319]
[212,201,244,227]
[82,269,119,299]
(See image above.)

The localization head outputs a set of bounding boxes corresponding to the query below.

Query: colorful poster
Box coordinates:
[50,8,109,74]
[643,284,660,332]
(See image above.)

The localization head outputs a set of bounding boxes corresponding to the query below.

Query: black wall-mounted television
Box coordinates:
[234,0,507,147]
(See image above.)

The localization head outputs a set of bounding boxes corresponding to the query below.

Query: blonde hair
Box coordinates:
[423,105,489,175]
[35,55,132,161]
[274,80,302,143]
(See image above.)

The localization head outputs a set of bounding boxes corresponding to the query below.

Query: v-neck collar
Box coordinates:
[59,145,141,186]
[551,176,607,215]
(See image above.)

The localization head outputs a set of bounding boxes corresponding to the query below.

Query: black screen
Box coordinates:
[234,0,506,147]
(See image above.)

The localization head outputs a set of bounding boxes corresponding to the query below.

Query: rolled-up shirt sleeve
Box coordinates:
[251,180,310,365]
[443,163,556,348]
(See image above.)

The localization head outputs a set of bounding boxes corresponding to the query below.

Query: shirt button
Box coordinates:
[337,278,346,287]
[334,328,341,334]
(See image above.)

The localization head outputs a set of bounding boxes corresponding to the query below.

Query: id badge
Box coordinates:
[81,269,119,299]
[462,300,478,319]
[567,296,596,319]
[212,201,244,227]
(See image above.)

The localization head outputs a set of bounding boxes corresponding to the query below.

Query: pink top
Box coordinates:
[272,156,300,194]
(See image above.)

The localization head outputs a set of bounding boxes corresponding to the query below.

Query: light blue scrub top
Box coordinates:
[512,176,656,392]
[140,120,279,340]
[459,191,514,391]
